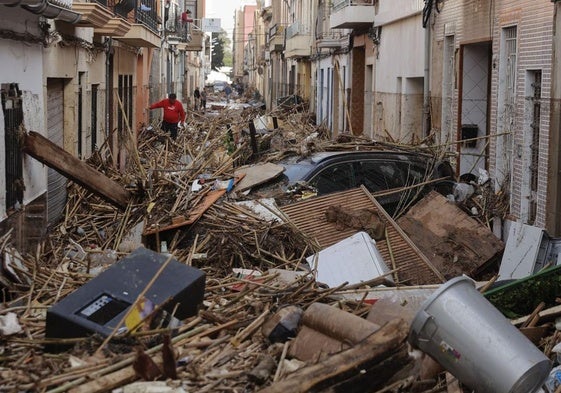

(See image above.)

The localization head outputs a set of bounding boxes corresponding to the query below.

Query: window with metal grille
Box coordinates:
[78,72,85,158]
[496,25,518,186]
[117,74,133,133]
[91,84,98,152]
[529,71,542,225]
[1,83,24,210]
[504,27,517,107]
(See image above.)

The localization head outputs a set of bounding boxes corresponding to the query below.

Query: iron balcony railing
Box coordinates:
[163,4,193,42]
[99,0,158,33]
[332,0,374,13]
[285,21,310,40]
[317,29,345,40]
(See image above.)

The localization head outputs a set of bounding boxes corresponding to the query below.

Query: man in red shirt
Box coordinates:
[148,93,186,139]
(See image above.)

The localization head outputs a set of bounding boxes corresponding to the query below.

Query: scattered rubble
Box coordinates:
[0,95,559,393]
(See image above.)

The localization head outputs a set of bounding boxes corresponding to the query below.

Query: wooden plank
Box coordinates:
[446,372,463,393]
[234,163,284,192]
[22,131,130,208]
[396,191,504,279]
[512,304,561,326]
[143,175,245,235]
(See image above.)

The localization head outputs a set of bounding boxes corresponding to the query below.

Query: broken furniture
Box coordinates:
[45,247,205,350]
[396,191,504,279]
[280,186,444,285]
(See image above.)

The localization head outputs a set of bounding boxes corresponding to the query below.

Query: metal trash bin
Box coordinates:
[409,276,551,393]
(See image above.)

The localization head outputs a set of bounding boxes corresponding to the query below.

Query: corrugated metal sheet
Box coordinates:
[280,187,444,285]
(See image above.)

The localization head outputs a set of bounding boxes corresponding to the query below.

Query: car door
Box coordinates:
[308,161,355,195]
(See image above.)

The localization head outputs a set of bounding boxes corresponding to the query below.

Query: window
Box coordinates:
[309,162,354,194]
[117,74,133,133]
[358,160,404,192]
[91,84,98,152]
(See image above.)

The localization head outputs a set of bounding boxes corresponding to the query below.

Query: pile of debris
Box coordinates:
[0,98,559,393]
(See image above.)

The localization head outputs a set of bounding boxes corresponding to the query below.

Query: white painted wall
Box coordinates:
[0,9,47,220]
[316,53,350,136]
[376,16,424,92]
[374,14,424,141]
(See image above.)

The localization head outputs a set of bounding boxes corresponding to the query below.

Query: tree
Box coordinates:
[211,29,231,71]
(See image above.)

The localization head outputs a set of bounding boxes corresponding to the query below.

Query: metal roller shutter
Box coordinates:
[46,79,67,226]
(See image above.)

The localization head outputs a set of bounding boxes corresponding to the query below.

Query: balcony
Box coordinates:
[316,30,349,49]
[268,24,284,52]
[101,0,160,47]
[95,16,131,36]
[72,1,114,27]
[117,23,160,47]
[185,29,204,52]
[285,21,312,58]
[330,0,375,29]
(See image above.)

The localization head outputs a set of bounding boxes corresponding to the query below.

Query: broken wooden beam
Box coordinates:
[257,318,409,393]
[22,131,131,209]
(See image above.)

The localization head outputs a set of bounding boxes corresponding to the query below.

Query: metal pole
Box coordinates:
[422,2,432,137]
[160,0,165,97]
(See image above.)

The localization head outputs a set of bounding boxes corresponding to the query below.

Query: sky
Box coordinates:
[205,0,256,41]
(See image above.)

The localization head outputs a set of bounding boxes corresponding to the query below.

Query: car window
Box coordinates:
[358,160,404,192]
[397,161,431,186]
[309,162,354,194]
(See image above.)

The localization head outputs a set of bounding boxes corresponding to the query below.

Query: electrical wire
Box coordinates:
[422,0,433,28]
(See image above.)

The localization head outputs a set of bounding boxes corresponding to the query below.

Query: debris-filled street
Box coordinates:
[1,89,560,393]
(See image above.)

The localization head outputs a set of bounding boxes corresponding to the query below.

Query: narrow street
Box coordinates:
[3,0,561,392]
[0,89,558,392]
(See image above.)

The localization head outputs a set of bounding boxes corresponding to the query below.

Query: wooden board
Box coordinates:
[22,131,130,208]
[234,163,284,192]
[143,175,244,235]
[396,191,504,279]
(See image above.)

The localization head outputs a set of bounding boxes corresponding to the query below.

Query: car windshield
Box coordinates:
[282,161,315,183]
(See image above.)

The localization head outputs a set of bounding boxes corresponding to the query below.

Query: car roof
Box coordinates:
[279,150,435,183]
[307,150,429,164]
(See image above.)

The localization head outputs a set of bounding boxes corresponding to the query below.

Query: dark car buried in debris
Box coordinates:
[256,150,455,216]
